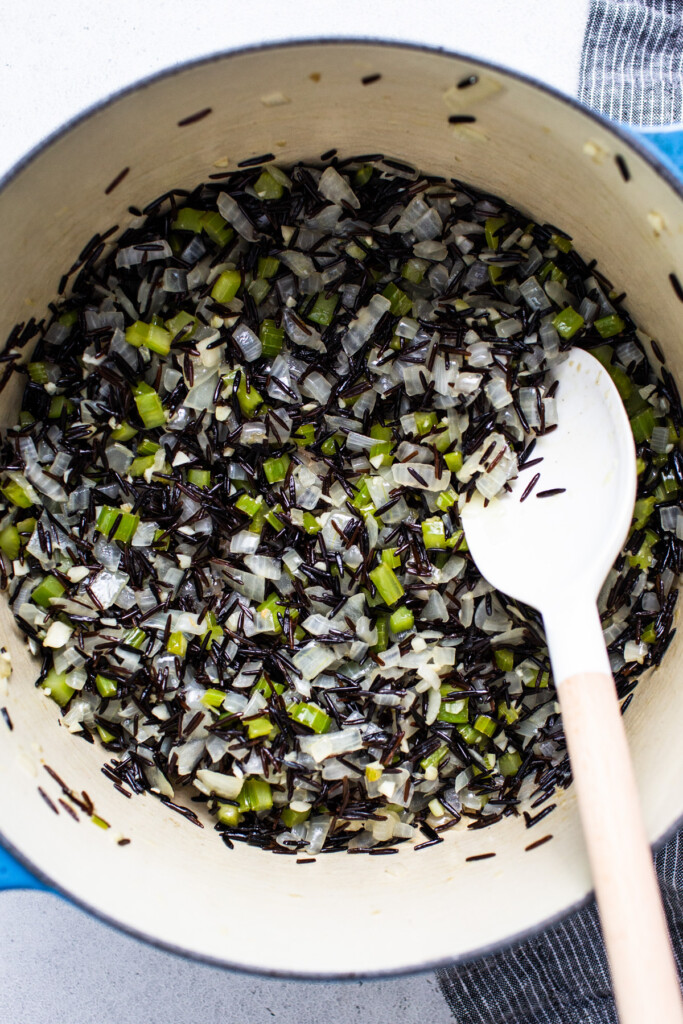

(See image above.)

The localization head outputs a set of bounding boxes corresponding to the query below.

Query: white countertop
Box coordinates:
[0,3,589,1021]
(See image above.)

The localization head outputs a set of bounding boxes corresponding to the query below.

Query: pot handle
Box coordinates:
[631,125,683,178]
[0,841,51,892]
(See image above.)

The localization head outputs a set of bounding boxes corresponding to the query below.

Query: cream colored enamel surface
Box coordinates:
[0,43,681,977]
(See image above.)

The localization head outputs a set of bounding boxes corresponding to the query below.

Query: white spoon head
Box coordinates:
[460,348,637,613]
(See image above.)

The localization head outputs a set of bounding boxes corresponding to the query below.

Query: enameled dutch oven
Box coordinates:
[0,40,682,978]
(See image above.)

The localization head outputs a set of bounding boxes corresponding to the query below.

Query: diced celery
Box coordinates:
[402,258,426,284]
[95,674,117,699]
[27,362,49,384]
[123,627,146,648]
[630,408,656,443]
[253,675,286,699]
[436,488,457,512]
[49,396,73,419]
[552,307,584,339]
[167,631,188,657]
[381,548,400,569]
[216,803,242,827]
[420,744,449,772]
[172,208,205,233]
[41,668,74,707]
[129,455,155,478]
[422,517,446,549]
[96,505,140,543]
[293,423,315,447]
[628,528,658,570]
[125,320,172,355]
[303,512,322,535]
[281,806,310,828]
[369,563,405,606]
[254,171,284,201]
[0,525,20,560]
[382,282,412,317]
[308,293,339,326]
[389,605,414,634]
[96,724,116,744]
[165,310,199,340]
[201,611,224,651]
[32,575,65,607]
[259,319,284,357]
[110,422,137,443]
[437,686,469,724]
[257,256,280,280]
[498,750,522,776]
[211,269,242,304]
[238,779,273,813]
[188,468,211,488]
[640,623,657,645]
[201,688,226,708]
[474,714,497,737]
[223,369,263,417]
[494,649,514,672]
[247,716,275,739]
[354,164,374,187]
[289,702,332,734]
[263,455,290,484]
[485,216,507,250]
[497,700,519,725]
[633,496,656,530]
[595,314,625,339]
[415,410,437,435]
[201,211,234,248]
[2,480,33,508]
[133,383,166,429]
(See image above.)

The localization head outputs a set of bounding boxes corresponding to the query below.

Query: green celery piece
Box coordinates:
[253,675,285,699]
[259,319,284,356]
[381,548,400,569]
[201,612,224,651]
[369,563,405,606]
[437,686,469,724]
[133,384,166,429]
[49,396,72,420]
[41,668,74,707]
[95,674,117,699]
[281,806,310,828]
[248,279,270,306]
[420,744,449,772]
[654,467,679,503]
[96,724,116,744]
[444,451,463,473]
[446,528,468,552]
[498,750,522,776]
[640,623,657,645]
[257,256,280,279]
[125,321,172,355]
[595,314,626,339]
[590,344,614,368]
[247,716,275,740]
[123,627,146,648]
[188,468,211,488]
[497,700,519,725]
[58,309,78,327]
[289,702,332,734]
[551,232,573,254]
[401,258,426,284]
[110,422,137,443]
[32,575,65,607]
[389,605,414,633]
[302,512,322,534]
[224,369,263,417]
[27,362,49,384]
[494,648,514,672]
[238,779,273,813]
[422,517,446,549]
[96,505,140,543]
[201,688,226,708]
[630,407,656,444]
[293,423,315,447]
[137,438,160,457]
[254,171,284,201]
[201,211,234,248]
[415,410,437,435]
[172,208,205,233]
[0,525,20,560]
[2,480,33,508]
[265,504,285,530]
[373,614,389,653]
[216,803,242,827]
[167,631,188,657]
[552,307,584,340]
[354,164,373,187]
[308,293,339,326]
[263,455,290,484]
[633,496,656,529]
[211,269,241,304]
[129,455,155,478]
[235,493,262,518]
[605,363,631,401]
[165,310,199,340]
[485,216,507,250]
[436,489,457,512]
[382,282,412,317]
[457,723,480,746]
[474,714,497,738]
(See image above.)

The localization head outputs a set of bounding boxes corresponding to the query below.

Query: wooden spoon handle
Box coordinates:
[559,671,683,1024]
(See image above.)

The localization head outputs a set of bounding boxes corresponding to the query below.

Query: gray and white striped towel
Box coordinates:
[438,3,683,1021]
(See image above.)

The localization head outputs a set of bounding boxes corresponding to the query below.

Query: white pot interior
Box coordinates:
[0,41,681,977]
